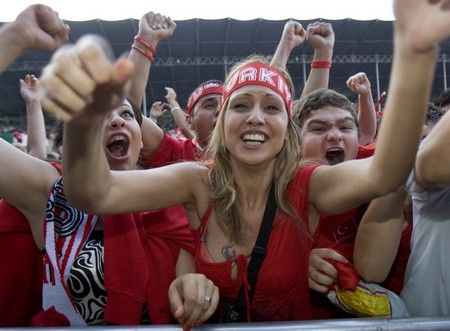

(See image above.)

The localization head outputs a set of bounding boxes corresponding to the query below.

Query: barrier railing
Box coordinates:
[5,317,450,331]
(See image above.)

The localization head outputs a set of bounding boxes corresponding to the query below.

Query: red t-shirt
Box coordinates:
[146,133,204,168]
[314,144,376,262]
[357,143,376,159]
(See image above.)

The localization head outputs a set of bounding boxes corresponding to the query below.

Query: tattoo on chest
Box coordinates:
[221,242,237,261]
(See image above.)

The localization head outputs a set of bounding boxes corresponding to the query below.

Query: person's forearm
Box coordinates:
[139,116,165,161]
[354,190,406,282]
[176,249,196,276]
[0,23,26,74]
[171,107,194,140]
[128,49,152,106]
[26,100,47,159]
[369,33,437,193]
[271,39,292,69]
[63,114,111,213]
[357,91,377,145]
[301,48,332,99]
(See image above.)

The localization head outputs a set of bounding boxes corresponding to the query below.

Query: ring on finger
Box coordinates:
[204,295,211,303]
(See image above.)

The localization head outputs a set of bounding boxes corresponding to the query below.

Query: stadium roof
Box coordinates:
[1,18,449,118]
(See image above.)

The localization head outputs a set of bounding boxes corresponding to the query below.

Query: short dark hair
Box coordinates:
[434,89,450,108]
[125,97,143,126]
[426,103,444,125]
[293,88,358,130]
[53,120,64,151]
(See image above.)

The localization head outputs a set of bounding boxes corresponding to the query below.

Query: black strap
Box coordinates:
[246,183,277,301]
[224,184,276,322]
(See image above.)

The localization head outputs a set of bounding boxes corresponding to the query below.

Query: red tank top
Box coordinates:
[193,164,320,321]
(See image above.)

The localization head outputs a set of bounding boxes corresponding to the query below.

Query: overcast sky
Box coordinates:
[4,0,395,21]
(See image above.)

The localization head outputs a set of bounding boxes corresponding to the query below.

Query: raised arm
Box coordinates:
[148,101,168,123]
[0,4,68,73]
[40,36,209,218]
[415,110,450,190]
[0,4,68,247]
[310,0,448,215]
[128,12,176,106]
[139,102,166,160]
[165,87,195,140]
[20,74,47,159]
[271,20,306,69]
[353,190,406,282]
[346,72,377,145]
[300,22,334,98]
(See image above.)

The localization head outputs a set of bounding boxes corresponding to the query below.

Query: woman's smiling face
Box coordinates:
[223,85,289,167]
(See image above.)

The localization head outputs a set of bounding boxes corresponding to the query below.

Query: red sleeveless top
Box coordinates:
[193,164,320,321]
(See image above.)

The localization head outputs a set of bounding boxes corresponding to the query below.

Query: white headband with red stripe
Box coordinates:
[222,62,293,117]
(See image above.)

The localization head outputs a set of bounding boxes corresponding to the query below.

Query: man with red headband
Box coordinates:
[137,80,224,167]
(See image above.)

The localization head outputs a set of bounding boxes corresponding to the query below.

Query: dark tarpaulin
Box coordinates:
[0,18,449,118]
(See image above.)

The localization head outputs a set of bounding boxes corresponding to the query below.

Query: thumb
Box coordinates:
[108,57,135,101]
[173,305,184,319]
[169,282,185,320]
[328,250,348,263]
[111,57,135,87]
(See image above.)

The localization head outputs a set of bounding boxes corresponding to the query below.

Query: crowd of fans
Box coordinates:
[1,1,450,328]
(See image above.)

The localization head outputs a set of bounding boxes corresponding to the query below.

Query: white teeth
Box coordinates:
[243,133,265,142]
[245,140,262,145]
[327,148,342,152]
[109,134,127,143]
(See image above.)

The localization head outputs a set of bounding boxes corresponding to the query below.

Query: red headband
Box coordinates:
[222,62,293,117]
[186,82,224,114]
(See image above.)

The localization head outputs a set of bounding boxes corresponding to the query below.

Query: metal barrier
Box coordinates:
[5,318,450,331]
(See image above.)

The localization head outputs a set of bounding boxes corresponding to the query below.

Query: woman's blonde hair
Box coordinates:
[205,55,305,244]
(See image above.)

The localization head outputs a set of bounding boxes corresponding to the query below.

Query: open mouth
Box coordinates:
[106,134,130,158]
[325,148,345,165]
[242,133,266,146]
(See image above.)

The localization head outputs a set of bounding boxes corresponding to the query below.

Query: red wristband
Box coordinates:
[311,60,332,69]
[134,35,157,54]
[132,44,154,62]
